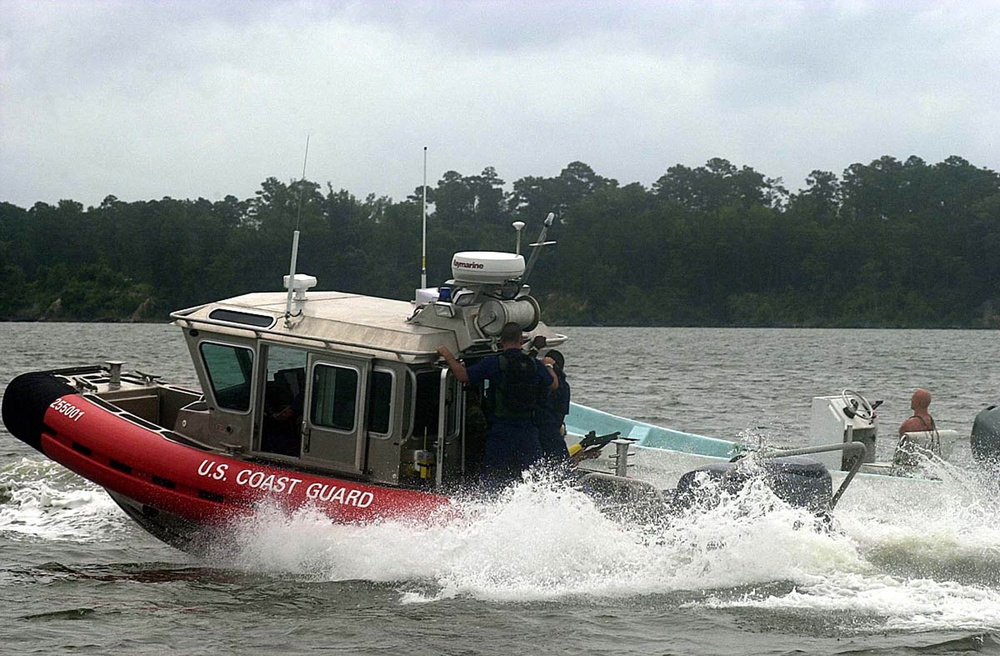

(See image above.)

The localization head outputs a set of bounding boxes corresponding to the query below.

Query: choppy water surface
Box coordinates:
[3,323,1000,655]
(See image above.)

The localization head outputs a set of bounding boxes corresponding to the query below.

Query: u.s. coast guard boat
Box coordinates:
[2,219,865,553]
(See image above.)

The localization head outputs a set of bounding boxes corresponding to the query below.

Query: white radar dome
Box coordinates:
[451,251,525,284]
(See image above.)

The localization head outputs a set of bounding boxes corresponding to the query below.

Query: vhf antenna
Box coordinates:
[284,135,311,328]
[421,146,428,289]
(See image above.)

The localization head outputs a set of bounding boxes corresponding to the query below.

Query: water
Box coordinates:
[3,323,1000,654]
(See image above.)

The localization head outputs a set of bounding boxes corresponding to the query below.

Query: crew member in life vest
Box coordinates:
[438,322,558,488]
[535,349,571,467]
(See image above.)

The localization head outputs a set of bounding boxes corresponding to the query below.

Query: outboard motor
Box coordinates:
[673,456,833,514]
[972,405,1000,463]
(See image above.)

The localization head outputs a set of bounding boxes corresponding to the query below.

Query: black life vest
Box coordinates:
[494,352,538,419]
[536,369,568,426]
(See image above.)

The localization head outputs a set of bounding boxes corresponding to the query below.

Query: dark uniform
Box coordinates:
[466,348,550,487]
[535,365,571,465]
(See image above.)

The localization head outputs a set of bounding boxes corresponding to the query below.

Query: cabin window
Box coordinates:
[401,369,415,438]
[264,345,308,405]
[310,364,359,432]
[367,369,393,436]
[208,309,275,329]
[200,342,254,412]
[412,370,440,439]
[408,369,460,442]
[259,344,308,457]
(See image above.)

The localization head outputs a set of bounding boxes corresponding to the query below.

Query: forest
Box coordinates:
[1,155,999,328]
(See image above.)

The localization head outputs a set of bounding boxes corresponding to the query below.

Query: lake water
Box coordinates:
[3,323,1000,655]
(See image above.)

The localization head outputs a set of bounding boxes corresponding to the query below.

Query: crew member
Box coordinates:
[535,349,572,467]
[438,322,558,488]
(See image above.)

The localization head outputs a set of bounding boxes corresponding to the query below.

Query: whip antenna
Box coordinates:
[285,135,311,327]
[421,146,428,289]
[293,135,310,230]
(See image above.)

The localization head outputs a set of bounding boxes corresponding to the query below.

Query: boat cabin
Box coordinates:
[168,251,565,491]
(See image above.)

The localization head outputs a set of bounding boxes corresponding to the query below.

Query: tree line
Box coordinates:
[1,155,999,327]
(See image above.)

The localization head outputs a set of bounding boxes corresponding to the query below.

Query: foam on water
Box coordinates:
[707,571,1000,632]
[7,444,1000,632]
[841,457,1000,582]
[208,470,863,602]
[697,455,1000,631]
[0,457,124,541]
[183,455,1000,631]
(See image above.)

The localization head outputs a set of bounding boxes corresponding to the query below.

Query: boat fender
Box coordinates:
[1,372,77,453]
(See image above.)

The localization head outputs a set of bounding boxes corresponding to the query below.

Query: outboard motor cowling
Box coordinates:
[972,405,1000,463]
[674,455,833,514]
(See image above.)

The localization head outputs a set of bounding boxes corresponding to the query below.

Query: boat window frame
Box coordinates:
[366,366,395,439]
[308,361,362,434]
[407,367,456,443]
[441,368,462,441]
[198,340,256,415]
[255,342,311,456]
[402,368,417,441]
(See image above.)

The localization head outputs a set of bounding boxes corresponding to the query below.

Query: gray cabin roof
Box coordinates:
[172,289,566,364]
[172,291,451,363]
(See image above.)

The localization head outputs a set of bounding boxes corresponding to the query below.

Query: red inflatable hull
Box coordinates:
[8,380,451,538]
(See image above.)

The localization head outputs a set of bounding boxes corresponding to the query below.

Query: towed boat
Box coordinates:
[568,389,967,492]
[2,221,862,553]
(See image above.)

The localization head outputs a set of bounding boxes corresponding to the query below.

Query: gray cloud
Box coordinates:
[2,0,998,209]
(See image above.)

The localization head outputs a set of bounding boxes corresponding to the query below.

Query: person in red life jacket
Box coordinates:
[437,322,558,488]
[898,388,936,436]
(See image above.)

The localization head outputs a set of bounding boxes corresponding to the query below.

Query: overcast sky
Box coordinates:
[2,0,998,210]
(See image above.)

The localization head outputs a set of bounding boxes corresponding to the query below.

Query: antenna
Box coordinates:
[421,146,428,289]
[284,135,311,328]
[512,221,525,254]
[293,135,310,230]
[523,212,556,283]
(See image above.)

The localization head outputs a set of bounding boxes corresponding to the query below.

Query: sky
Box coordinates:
[1,0,998,210]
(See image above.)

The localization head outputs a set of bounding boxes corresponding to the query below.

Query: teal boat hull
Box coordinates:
[565,402,737,459]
